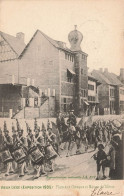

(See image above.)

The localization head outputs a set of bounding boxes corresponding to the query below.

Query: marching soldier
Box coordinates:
[33,128,46,179]
[0,128,5,174]
[45,127,58,172]
[3,121,14,176]
[17,129,28,176]
[26,127,35,167]
[67,110,77,127]
[66,123,76,157]
[56,111,65,135]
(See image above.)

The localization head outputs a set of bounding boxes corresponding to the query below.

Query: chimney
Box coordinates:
[104,68,108,73]
[99,68,103,73]
[120,68,124,83]
[16,32,25,43]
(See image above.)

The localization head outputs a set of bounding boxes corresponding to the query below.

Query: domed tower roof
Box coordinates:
[68,25,83,51]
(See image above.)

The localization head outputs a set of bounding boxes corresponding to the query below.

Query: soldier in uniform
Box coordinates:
[33,128,46,179]
[17,129,28,177]
[11,126,28,177]
[0,128,5,174]
[66,123,76,157]
[26,127,35,167]
[3,128,14,176]
[56,111,65,135]
[67,110,77,127]
[45,127,58,172]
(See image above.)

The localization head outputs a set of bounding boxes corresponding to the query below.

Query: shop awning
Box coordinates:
[67,69,76,75]
[84,101,89,106]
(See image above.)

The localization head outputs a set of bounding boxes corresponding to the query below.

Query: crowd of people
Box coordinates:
[0,119,58,179]
[0,110,123,180]
[56,110,123,180]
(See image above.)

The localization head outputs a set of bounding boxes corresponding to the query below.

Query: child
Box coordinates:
[93,144,107,180]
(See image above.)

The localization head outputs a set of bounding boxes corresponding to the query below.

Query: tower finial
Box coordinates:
[68,26,83,51]
[74,25,77,30]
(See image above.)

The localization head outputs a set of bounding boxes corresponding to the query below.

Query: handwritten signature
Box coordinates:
[91,187,120,196]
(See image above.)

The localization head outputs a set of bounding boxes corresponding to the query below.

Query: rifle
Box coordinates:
[46,133,60,157]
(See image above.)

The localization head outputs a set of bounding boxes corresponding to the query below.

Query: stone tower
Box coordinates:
[68,26,88,116]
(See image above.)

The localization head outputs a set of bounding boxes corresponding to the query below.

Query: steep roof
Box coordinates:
[92,70,111,84]
[0,31,26,56]
[88,72,101,85]
[92,69,123,86]
[19,29,87,58]
[19,30,74,58]
[102,72,122,86]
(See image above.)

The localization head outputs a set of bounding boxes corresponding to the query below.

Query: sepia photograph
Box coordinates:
[0,0,123,192]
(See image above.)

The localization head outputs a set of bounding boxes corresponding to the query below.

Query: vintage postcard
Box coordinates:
[0,0,124,195]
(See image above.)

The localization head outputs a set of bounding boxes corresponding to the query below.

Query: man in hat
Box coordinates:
[56,111,65,135]
[33,128,46,179]
[3,128,14,176]
[18,129,28,176]
[67,110,77,127]
[45,127,57,172]
[26,127,35,167]
[66,123,76,157]
[13,129,28,177]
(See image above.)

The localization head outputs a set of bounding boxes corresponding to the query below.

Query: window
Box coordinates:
[81,89,87,97]
[67,77,72,82]
[64,98,66,103]
[26,98,29,107]
[120,89,124,95]
[65,53,74,62]
[88,96,95,102]
[34,97,38,107]
[67,69,74,83]
[88,84,94,90]
[110,89,115,97]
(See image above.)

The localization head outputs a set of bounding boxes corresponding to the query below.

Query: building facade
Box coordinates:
[87,74,101,115]
[92,68,124,115]
[0,27,89,118]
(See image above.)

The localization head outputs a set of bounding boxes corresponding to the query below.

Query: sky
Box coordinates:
[0,0,124,75]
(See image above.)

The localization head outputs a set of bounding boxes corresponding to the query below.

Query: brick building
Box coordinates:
[0,26,90,118]
[91,68,124,115]
[87,73,101,115]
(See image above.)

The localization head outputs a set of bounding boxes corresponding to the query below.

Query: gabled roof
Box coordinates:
[0,31,26,56]
[92,69,123,86]
[92,70,111,85]
[19,29,88,58]
[88,72,101,84]
[102,72,123,86]
[19,29,74,58]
